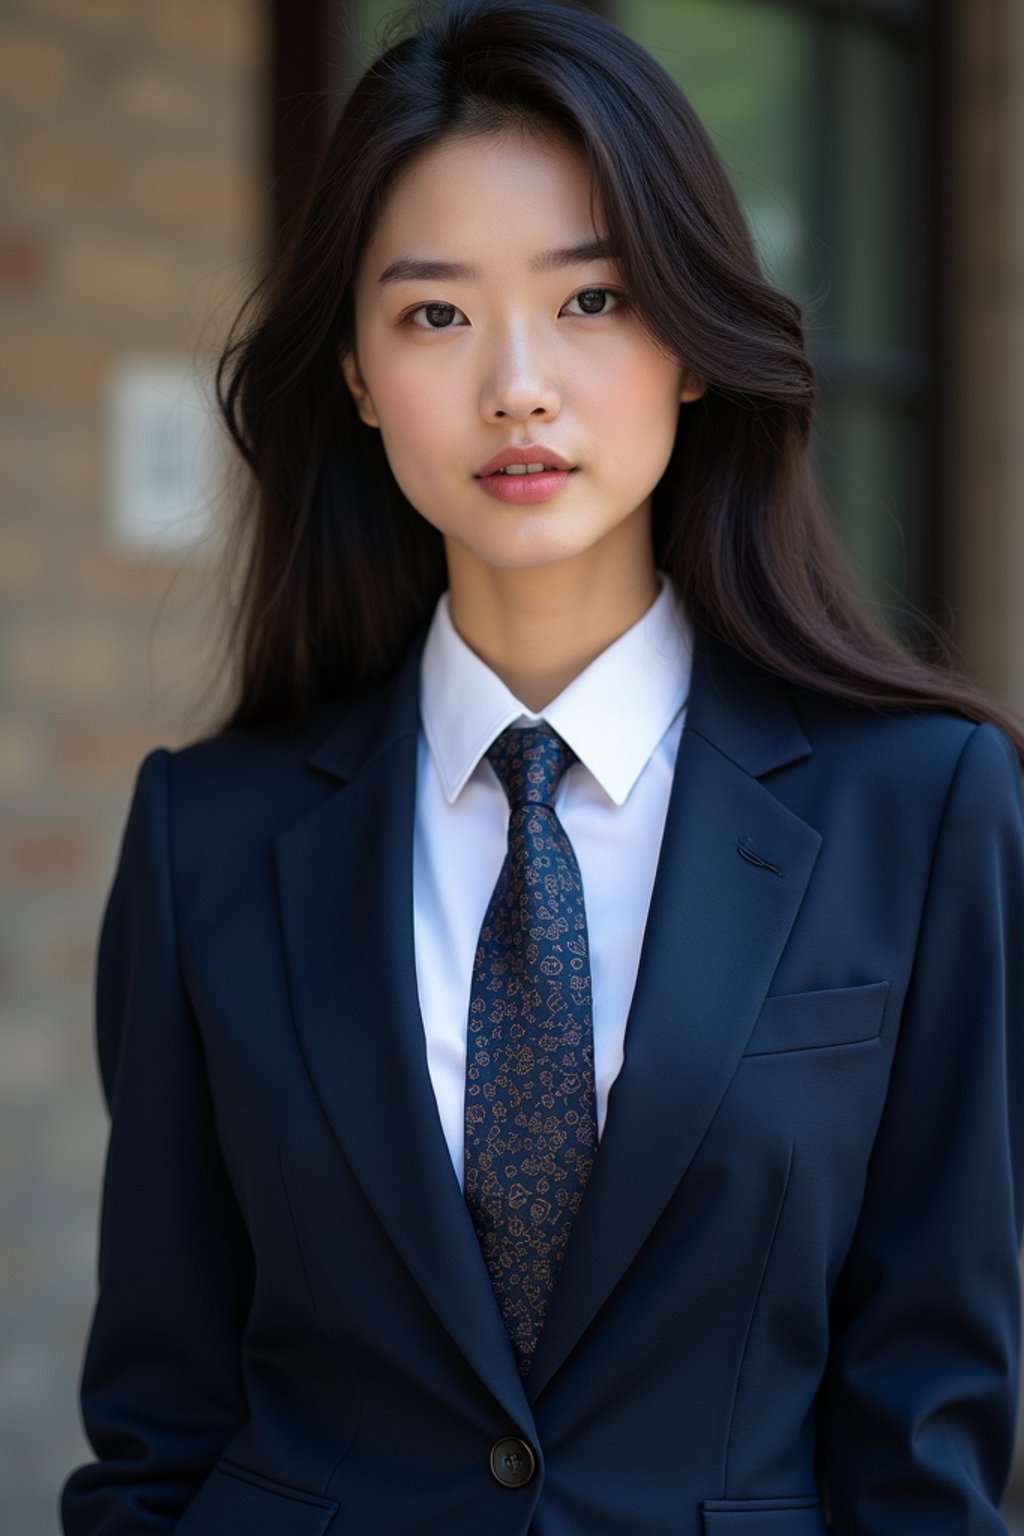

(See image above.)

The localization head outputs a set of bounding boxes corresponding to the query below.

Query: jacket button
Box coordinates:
[489,1436,537,1487]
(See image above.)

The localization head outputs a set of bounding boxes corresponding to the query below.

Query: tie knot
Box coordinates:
[486,722,577,809]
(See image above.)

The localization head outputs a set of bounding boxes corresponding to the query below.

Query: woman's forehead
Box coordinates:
[358,130,609,288]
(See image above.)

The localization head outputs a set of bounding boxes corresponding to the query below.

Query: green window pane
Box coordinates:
[616,0,932,615]
[623,0,817,302]
[830,25,926,353]
[813,394,926,609]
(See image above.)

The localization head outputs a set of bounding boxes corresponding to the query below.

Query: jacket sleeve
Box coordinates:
[61,748,254,1536]
[818,721,1024,1531]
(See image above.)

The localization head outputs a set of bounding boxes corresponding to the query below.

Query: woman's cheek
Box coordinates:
[373,372,438,461]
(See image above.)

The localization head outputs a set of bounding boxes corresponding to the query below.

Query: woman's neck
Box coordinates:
[445,540,661,713]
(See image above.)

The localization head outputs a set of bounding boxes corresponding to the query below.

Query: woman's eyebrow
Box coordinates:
[376,237,619,285]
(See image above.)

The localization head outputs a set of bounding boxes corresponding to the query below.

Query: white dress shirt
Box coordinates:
[414,570,694,1188]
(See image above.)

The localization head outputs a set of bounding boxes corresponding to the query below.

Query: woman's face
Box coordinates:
[340,126,703,580]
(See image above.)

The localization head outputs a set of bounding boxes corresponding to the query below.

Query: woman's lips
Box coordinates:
[475,445,575,476]
[475,467,577,505]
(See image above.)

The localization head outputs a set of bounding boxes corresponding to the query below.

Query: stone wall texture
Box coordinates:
[0,1,267,1530]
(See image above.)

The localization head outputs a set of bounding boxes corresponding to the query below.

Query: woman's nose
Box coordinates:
[480,327,561,422]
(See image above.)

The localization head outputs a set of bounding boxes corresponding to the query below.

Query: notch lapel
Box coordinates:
[273,631,532,1430]
[525,630,823,1401]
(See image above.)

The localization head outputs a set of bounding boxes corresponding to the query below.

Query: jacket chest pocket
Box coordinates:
[701,1495,828,1534]
[742,980,889,1056]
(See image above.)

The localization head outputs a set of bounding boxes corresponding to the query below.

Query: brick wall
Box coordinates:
[0,2,267,1528]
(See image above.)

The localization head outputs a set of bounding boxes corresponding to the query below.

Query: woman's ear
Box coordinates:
[680,369,707,404]
[339,346,380,428]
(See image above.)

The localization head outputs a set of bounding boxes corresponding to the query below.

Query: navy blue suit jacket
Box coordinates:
[62,624,1024,1536]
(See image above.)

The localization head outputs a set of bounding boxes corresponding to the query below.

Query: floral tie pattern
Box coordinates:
[464,722,598,1377]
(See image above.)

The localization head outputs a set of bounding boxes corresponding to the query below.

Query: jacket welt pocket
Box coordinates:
[701,1495,828,1534]
[742,980,889,1056]
[172,1459,338,1535]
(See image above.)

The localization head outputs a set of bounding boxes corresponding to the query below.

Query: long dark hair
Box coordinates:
[213,0,1024,761]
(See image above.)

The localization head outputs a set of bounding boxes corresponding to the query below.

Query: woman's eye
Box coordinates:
[402,286,627,331]
[406,301,465,330]
[562,286,626,318]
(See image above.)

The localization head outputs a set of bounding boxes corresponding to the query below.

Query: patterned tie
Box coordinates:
[463,721,598,1377]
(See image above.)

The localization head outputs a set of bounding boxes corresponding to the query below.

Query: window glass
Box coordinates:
[833,25,925,353]
[619,0,931,614]
[624,0,818,302]
[815,393,925,612]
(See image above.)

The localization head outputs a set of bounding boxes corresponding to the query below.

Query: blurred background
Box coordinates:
[2,0,1024,1530]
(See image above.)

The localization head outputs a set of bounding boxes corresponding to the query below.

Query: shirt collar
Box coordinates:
[420,571,693,806]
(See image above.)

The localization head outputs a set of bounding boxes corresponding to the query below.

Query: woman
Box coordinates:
[61,0,1024,1531]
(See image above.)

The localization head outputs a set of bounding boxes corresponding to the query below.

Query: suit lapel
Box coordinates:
[525,629,822,1400]
[274,620,822,1414]
[274,629,533,1430]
